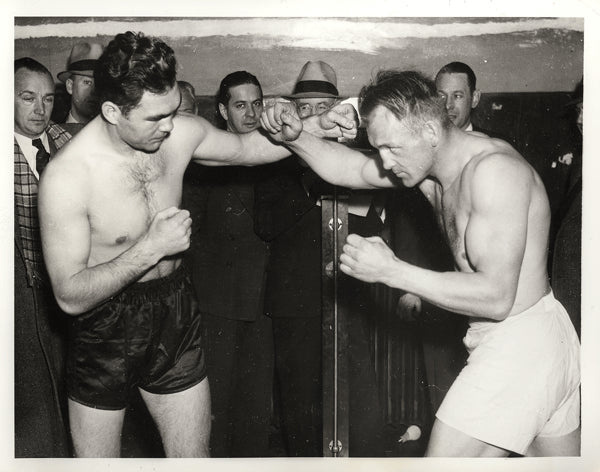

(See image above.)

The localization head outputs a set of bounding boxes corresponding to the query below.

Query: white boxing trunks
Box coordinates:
[435,291,580,455]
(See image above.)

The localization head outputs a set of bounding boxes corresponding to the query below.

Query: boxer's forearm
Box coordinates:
[287,131,392,190]
[49,238,163,316]
[379,260,515,321]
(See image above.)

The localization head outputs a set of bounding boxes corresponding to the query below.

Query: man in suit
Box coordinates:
[435,62,482,132]
[435,61,513,142]
[184,71,275,457]
[57,42,104,133]
[254,61,385,456]
[14,57,73,457]
[551,79,582,339]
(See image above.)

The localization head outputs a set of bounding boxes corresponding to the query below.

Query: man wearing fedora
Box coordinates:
[255,60,385,456]
[289,60,339,119]
[57,42,104,130]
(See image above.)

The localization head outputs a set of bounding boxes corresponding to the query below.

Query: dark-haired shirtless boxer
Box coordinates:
[39,31,355,458]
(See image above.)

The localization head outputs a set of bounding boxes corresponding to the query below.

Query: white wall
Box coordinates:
[14,17,583,96]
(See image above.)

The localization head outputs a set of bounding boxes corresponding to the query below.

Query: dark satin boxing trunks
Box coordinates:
[67,263,206,410]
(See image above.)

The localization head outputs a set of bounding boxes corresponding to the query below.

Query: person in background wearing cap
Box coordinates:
[57,42,104,132]
[254,60,385,456]
[14,57,75,457]
[292,61,339,119]
[551,78,583,339]
[183,71,276,457]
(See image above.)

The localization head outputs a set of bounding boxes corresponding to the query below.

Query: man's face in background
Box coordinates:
[15,68,55,138]
[435,72,479,130]
[219,83,263,134]
[66,73,99,122]
[295,97,336,119]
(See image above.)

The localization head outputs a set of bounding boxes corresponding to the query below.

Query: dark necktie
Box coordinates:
[32,138,50,176]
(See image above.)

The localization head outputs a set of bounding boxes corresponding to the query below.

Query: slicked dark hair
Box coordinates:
[14,57,52,80]
[95,31,177,115]
[435,61,477,93]
[217,71,262,106]
[359,70,450,132]
[215,70,262,129]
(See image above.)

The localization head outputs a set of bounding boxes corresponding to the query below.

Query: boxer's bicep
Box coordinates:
[39,161,91,298]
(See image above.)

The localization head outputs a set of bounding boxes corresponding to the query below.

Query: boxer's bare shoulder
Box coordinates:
[165,112,215,165]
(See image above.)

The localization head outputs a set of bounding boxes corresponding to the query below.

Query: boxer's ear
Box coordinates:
[471,89,481,109]
[422,120,440,148]
[101,101,121,125]
[218,103,228,122]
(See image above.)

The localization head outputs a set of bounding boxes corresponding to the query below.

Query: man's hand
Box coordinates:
[261,100,358,143]
[339,234,397,283]
[260,101,303,142]
[145,207,192,258]
[304,102,358,140]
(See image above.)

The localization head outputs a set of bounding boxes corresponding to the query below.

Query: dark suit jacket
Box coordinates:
[551,158,582,339]
[14,126,71,457]
[385,186,459,326]
[183,163,273,322]
[472,123,517,148]
[58,121,85,137]
[254,158,384,319]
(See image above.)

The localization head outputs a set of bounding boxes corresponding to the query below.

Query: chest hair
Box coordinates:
[432,184,461,255]
[123,151,167,223]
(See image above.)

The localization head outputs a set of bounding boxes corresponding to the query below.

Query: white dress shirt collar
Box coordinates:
[14,131,49,179]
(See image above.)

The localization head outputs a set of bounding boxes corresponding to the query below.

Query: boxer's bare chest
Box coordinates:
[422,179,471,270]
[87,151,182,254]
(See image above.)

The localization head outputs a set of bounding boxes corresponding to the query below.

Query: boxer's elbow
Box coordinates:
[484,287,515,321]
[52,283,89,315]
[486,301,512,321]
[55,293,87,316]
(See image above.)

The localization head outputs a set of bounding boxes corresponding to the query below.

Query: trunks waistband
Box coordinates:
[469,290,555,330]
[116,262,189,301]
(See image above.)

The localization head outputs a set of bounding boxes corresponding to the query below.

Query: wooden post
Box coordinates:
[321,192,350,457]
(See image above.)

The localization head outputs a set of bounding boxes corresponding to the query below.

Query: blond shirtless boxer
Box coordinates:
[260,70,580,457]
[38,31,353,458]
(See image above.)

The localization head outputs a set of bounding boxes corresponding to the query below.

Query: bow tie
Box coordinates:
[32,138,50,176]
